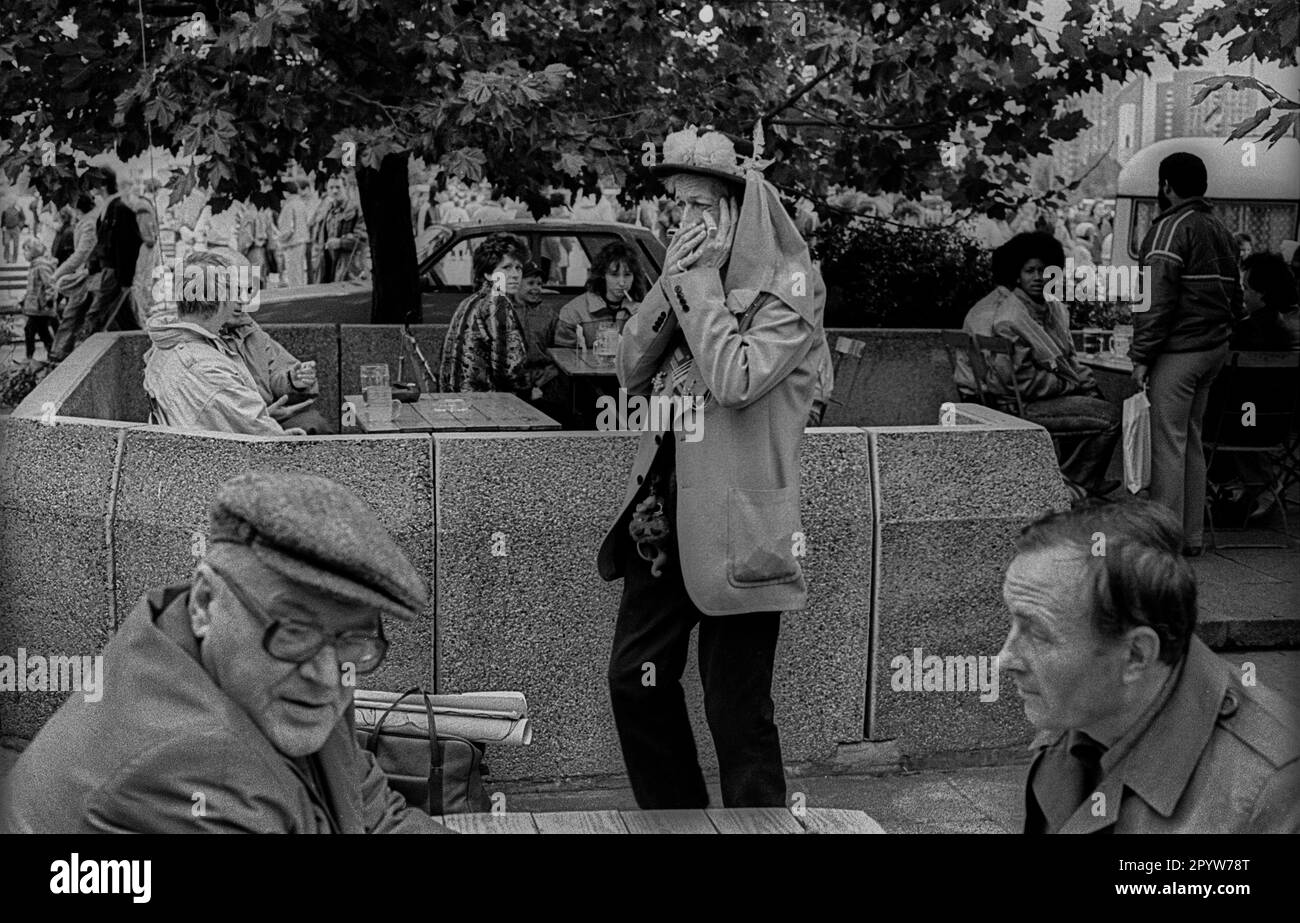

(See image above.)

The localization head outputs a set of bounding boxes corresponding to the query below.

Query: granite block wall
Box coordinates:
[823,329,960,428]
[434,428,873,781]
[867,405,1070,755]
[3,318,1080,779]
[339,324,449,399]
[109,429,438,693]
[0,418,125,738]
[261,325,343,434]
[433,432,637,780]
[19,334,120,423]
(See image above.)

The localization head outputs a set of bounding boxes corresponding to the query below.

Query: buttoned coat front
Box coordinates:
[1024,637,1300,833]
[596,263,828,616]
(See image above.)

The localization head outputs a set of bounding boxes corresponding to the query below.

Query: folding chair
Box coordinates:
[146,394,170,427]
[1203,350,1299,549]
[940,332,1101,502]
[826,333,866,416]
[937,331,1026,416]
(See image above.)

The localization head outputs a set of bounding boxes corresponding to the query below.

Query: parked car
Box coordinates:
[255,221,667,325]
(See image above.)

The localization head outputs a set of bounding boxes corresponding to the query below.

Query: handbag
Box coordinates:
[356,685,491,816]
[1122,390,1151,494]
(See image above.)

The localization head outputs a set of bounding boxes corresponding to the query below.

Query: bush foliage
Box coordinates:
[814,218,993,329]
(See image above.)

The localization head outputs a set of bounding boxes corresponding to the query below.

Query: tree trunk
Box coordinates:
[357,151,420,324]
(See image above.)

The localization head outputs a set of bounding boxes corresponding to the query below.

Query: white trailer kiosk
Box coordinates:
[1112,136,1300,270]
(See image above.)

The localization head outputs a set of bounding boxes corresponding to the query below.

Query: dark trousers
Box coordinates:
[76,269,137,344]
[49,292,93,362]
[1,228,19,263]
[608,534,786,809]
[1022,391,1121,494]
[23,316,56,358]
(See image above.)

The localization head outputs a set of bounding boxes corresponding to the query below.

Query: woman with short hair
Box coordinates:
[438,232,531,393]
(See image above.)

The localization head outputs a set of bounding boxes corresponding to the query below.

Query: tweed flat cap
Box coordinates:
[208,471,428,620]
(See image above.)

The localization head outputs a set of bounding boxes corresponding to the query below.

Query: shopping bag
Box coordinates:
[1122,390,1151,494]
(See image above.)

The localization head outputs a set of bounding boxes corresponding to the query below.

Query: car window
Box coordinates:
[416,225,453,262]
[535,234,615,288]
[543,233,645,290]
[424,229,660,292]
[426,236,479,289]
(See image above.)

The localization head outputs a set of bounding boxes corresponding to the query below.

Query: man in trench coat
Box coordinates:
[597,126,829,808]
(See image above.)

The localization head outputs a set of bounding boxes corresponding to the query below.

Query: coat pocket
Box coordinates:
[726,486,801,587]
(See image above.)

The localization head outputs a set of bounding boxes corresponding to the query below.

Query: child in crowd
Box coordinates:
[19,238,58,365]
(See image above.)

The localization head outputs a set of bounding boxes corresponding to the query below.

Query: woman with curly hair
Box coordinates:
[966,231,1120,499]
[439,232,531,393]
[554,240,644,350]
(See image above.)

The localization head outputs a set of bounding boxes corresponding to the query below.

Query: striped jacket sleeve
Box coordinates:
[1131,210,1188,365]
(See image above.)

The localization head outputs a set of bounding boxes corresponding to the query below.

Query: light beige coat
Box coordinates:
[597,263,828,615]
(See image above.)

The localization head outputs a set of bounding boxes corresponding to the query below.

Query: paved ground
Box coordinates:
[1191,543,1300,648]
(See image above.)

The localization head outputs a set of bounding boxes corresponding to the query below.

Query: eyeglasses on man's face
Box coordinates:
[208,567,388,675]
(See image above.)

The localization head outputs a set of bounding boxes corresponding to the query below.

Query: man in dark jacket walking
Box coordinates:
[1129,152,1241,554]
[50,167,142,361]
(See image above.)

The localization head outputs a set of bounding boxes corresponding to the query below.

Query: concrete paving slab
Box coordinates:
[1192,551,1284,585]
[1198,581,1300,648]
[1214,546,1300,583]
[942,767,1028,833]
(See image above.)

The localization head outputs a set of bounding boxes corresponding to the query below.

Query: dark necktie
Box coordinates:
[1069,733,1107,812]
[1028,731,1108,833]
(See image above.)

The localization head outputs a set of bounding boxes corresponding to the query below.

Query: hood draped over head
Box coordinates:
[655,124,818,324]
[724,174,818,324]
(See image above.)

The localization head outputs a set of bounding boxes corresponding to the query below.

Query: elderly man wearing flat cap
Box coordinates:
[2,472,450,833]
[597,125,830,808]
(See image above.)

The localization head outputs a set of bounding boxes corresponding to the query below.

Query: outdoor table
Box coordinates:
[344,392,561,434]
[1079,352,1134,375]
[547,347,621,424]
[547,347,620,378]
[1079,352,1140,406]
[439,807,885,834]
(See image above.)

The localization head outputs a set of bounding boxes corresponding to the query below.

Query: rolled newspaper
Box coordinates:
[353,690,532,747]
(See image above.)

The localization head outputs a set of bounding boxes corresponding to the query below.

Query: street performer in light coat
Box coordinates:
[597,124,830,808]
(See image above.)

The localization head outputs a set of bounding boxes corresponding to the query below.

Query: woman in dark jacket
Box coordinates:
[51,206,76,264]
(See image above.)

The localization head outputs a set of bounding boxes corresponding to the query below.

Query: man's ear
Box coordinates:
[1121,625,1162,683]
[189,565,216,639]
